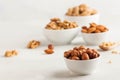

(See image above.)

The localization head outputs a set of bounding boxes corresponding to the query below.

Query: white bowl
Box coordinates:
[43,27,81,45]
[64,13,100,27]
[81,31,108,45]
[64,56,100,75]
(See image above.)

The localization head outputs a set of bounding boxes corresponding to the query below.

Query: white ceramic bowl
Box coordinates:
[64,56,100,75]
[43,27,81,45]
[81,31,108,45]
[64,13,100,27]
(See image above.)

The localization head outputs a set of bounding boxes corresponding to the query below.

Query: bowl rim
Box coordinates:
[81,31,108,35]
[65,12,100,18]
[43,26,81,31]
[64,55,100,62]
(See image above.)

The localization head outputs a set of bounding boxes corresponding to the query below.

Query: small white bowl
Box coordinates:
[81,31,108,45]
[64,56,100,75]
[64,13,100,27]
[43,27,81,45]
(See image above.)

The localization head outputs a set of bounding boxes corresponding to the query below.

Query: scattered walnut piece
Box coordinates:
[45,18,78,30]
[44,44,54,54]
[66,4,97,16]
[81,23,109,33]
[4,50,18,57]
[64,46,100,60]
[27,40,40,49]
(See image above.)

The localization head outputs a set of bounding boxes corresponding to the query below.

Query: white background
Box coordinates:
[0,0,120,22]
[0,0,120,48]
[0,0,120,80]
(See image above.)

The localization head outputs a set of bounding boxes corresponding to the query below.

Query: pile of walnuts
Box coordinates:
[45,18,78,30]
[66,4,97,16]
[64,46,100,60]
[81,23,109,33]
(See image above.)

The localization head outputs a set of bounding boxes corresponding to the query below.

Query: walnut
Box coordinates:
[4,50,18,57]
[50,18,61,22]
[12,50,18,55]
[27,40,40,49]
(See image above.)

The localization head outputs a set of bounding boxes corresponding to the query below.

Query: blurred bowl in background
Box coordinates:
[64,13,100,27]
[81,31,108,45]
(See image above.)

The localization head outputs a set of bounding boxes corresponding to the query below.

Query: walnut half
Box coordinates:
[27,40,40,49]
[4,50,18,57]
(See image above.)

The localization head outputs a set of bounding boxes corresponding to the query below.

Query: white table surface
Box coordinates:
[0,15,120,80]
